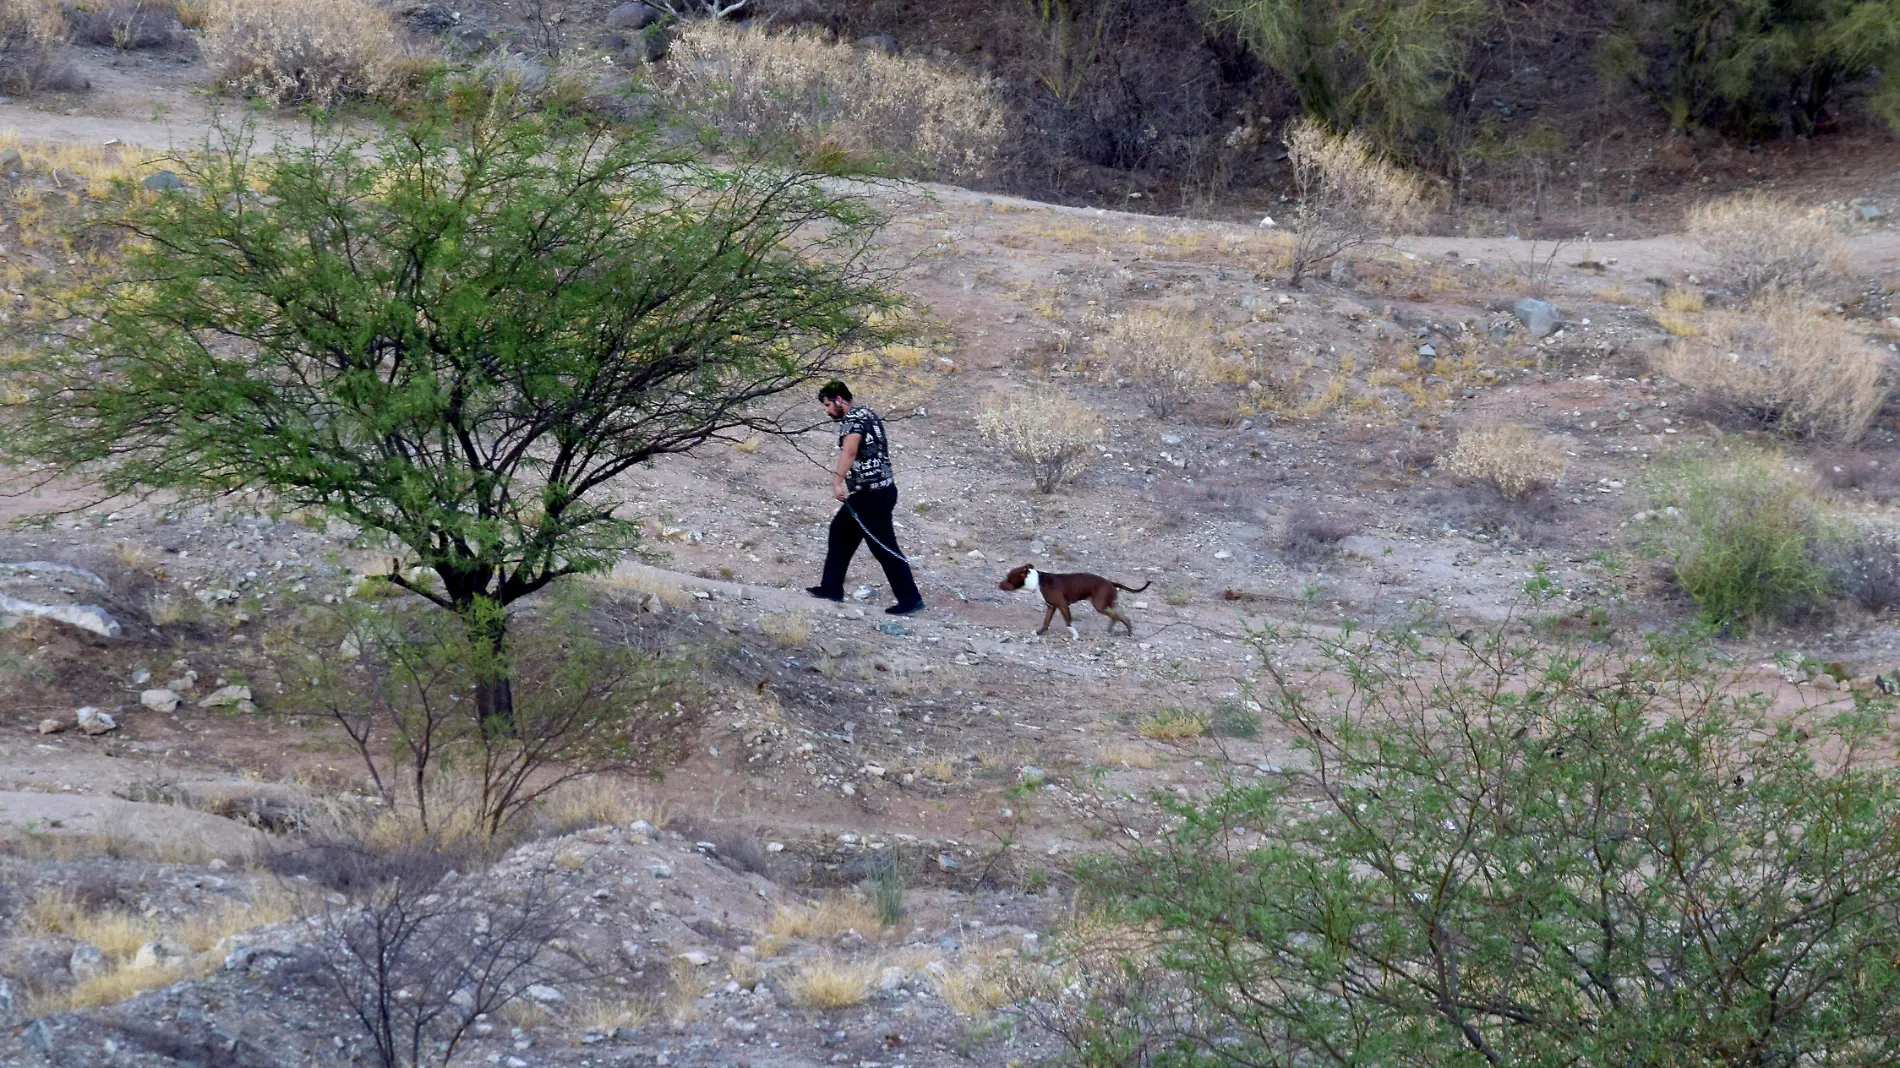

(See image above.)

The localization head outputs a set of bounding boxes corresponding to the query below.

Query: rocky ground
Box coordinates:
[1,16,1899,1068]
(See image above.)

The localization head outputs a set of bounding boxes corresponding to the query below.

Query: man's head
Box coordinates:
[819,380,853,421]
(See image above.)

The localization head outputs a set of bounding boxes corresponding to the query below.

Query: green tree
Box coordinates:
[1600,0,1900,136]
[1194,0,1486,147]
[1080,617,1900,1064]
[3,84,901,725]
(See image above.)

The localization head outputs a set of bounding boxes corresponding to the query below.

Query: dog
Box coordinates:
[999,565,1151,639]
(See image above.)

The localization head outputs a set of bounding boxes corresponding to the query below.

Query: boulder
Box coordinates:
[69,944,109,981]
[75,707,117,736]
[1514,298,1560,338]
[605,2,662,29]
[140,688,180,713]
[38,719,63,735]
[0,594,120,638]
[0,147,21,172]
[142,170,184,192]
[200,684,252,709]
[131,939,184,971]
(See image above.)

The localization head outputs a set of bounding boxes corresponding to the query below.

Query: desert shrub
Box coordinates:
[1282,118,1425,286]
[68,1,176,49]
[0,0,82,92]
[1099,310,1218,417]
[202,0,411,105]
[1279,508,1353,566]
[1444,422,1566,499]
[653,22,1007,181]
[1081,615,1900,1065]
[1686,192,1847,298]
[1654,298,1886,442]
[1813,449,1900,502]
[1645,448,1834,631]
[1818,522,1900,617]
[977,389,1103,493]
[1138,706,1207,741]
[1206,700,1259,739]
[787,953,878,1009]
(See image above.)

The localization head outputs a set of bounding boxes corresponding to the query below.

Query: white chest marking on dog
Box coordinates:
[1022,568,1041,592]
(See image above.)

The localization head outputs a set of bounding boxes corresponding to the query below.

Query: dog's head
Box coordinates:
[999,565,1039,591]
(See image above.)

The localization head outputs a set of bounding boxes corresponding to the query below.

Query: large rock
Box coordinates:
[75,707,117,736]
[200,684,252,709]
[140,688,180,713]
[0,594,120,638]
[131,939,185,971]
[606,2,662,28]
[1514,297,1561,338]
[68,944,109,981]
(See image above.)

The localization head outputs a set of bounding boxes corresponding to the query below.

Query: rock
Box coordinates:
[604,1,661,28]
[1029,539,1046,554]
[21,1019,52,1057]
[1860,204,1885,221]
[131,668,150,685]
[1418,343,1436,358]
[1514,298,1560,338]
[76,707,117,736]
[878,966,906,992]
[0,594,121,638]
[140,688,180,713]
[723,1017,760,1036]
[131,939,183,971]
[851,585,876,601]
[0,147,21,172]
[1213,550,1232,560]
[1329,258,1357,285]
[875,621,908,636]
[526,983,565,1003]
[937,852,960,873]
[1018,765,1046,787]
[648,862,673,879]
[38,719,63,735]
[200,684,252,709]
[142,170,184,191]
[863,764,886,778]
[678,950,712,967]
[856,33,900,54]
[766,841,785,853]
[69,944,109,981]
[1162,434,1184,445]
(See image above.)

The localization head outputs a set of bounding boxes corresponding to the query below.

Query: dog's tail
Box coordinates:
[1114,580,1152,593]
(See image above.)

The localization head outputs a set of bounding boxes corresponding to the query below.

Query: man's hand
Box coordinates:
[833,479,848,502]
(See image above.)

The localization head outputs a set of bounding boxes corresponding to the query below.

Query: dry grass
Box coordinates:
[654,22,1007,181]
[1663,287,1706,313]
[34,959,208,1012]
[573,994,654,1031]
[1138,707,1208,742]
[786,952,879,1009]
[0,0,78,93]
[1445,423,1567,499]
[759,612,813,646]
[203,0,413,106]
[542,777,663,834]
[1284,118,1425,285]
[1099,310,1220,417]
[931,950,1014,1016]
[1654,297,1888,442]
[1687,192,1847,297]
[977,389,1104,494]
[590,564,696,608]
[1097,742,1157,769]
[768,893,883,939]
[175,887,297,952]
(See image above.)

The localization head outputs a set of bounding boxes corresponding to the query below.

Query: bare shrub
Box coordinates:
[1445,423,1566,499]
[1653,298,1887,442]
[1813,450,1900,503]
[653,21,1007,181]
[1283,119,1424,286]
[203,0,411,105]
[1099,310,1218,417]
[68,2,176,49]
[976,389,1103,493]
[1817,523,1900,617]
[1687,192,1847,298]
[1280,508,1353,566]
[0,0,82,92]
[273,592,702,839]
[309,851,574,1068]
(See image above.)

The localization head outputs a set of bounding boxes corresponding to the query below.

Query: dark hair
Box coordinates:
[818,380,852,402]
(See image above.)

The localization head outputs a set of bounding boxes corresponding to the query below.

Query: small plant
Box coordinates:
[1445,423,1565,499]
[1099,310,1219,417]
[1207,700,1260,739]
[759,612,812,646]
[1645,448,1834,631]
[1280,508,1353,566]
[1282,119,1425,287]
[870,850,904,927]
[1686,192,1846,298]
[767,894,880,940]
[977,389,1104,493]
[1138,706,1208,742]
[787,953,879,1009]
[1654,297,1887,442]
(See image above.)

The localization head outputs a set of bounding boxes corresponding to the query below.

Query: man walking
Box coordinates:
[808,380,925,615]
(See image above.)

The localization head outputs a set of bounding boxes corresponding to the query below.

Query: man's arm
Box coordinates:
[834,433,861,501]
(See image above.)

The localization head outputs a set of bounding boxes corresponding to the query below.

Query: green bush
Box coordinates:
[1073,617,1900,1065]
[1645,448,1835,631]
[1600,0,1900,136]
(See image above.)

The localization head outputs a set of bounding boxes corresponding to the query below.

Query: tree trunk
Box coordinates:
[476,673,516,737]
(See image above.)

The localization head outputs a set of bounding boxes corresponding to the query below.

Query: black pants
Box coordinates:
[818,485,922,606]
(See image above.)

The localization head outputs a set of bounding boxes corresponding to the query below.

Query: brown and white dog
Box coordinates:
[999,565,1151,639]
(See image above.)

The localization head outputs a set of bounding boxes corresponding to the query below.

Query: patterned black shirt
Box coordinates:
[840,405,895,494]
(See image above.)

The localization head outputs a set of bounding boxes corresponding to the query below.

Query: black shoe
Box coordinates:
[807,586,845,602]
[885,601,926,616]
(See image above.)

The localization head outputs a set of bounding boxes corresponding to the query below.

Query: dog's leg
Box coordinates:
[1037,603,1054,635]
[1060,603,1078,641]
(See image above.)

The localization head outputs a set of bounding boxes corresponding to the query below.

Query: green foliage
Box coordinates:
[1083,617,1900,1064]
[3,79,902,710]
[1206,700,1259,738]
[275,589,702,837]
[1194,0,1485,147]
[1645,448,1835,632]
[1602,0,1900,136]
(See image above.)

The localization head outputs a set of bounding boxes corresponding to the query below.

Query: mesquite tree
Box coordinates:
[4,85,901,724]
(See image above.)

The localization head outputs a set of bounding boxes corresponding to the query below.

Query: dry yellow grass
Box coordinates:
[542,777,663,834]
[590,564,696,608]
[1099,310,1220,417]
[175,888,297,953]
[20,887,155,957]
[931,950,1014,1016]
[787,953,879,1009]
[1654,297,1887,442]
[1687,192,1846,297]
[33,959,209,1013]
[1446,424,1567,499]
[977,389,1103,493]
[768,894,882,940]
[760,612,813,646]
[1663,287,1706,313]
[653,22,1007,182]
[573,995,654,1031]
[1097,742,1157,769]
[1138,707,1208,742]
